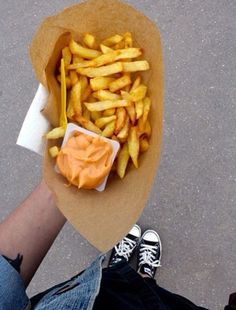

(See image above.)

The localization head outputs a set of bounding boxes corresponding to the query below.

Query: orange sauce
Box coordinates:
[57,131,112,189]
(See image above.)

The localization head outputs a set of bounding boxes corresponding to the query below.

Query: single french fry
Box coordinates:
[140,138,149,152]
[84,99,129,112]
[130,84,147,101]
[138,118,151,138]
[117,116,130,140]
[124,32,133,48]
[69,70,79,86]
[103,108,116,117]
[49,146,60,158]
[142,97,151,123]
[90,111,102,121]
[62,47,72,66]
[135,100,144,119]
[121,84,147,102]
[72,55,83,64]
[91,48,141,68]
[102,120,116,137]
[46,127,66,139]
[100,44,114,54]
[66,86,74,119]
[93,89,120,101]
[102,34,123,47]
[116,48,142,60]
[66,97,75,120]
[143,120,152,138]
[109,74,131,92]
[70,81,82,116]
[77,62,123,77]
[81,85,92,102]
[130,75,141,92]
[67,60,95,69]
[69,39,101,59]
[83,108,91,121]
[80,76,88,93]
[75,116,102,134]
[91,50,120,67]
[115,107,126,134]
[123,60,150,72]
[60,59,67,128]
[117,143,130,178]
[138,116,145,133]
[128,127,139,168]
[90,76,115,91]
[126,103,136,125]
[114,40,125,50]
[83,33,97,49]
[95,115,117,129]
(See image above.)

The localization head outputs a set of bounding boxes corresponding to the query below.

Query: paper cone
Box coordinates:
[30,0,164,252]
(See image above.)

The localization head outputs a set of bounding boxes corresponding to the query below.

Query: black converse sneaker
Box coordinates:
[109,224,141,267]
[137,230,162,278]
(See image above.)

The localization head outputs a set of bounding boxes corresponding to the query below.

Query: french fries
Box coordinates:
[128,127,139,168]
[135,100,144,119]
[117,143,130,178]
[102,34,123,47]
[46,127,66,139]
[84,100,129,112]
[49,146,60,158]
[142,97,151,124]
[70,81,82,116]
[62,47,72,67]
[77,62,123,77]
[130,75,141,92]
[90,77,115,91]
[121,84,147,102]
[124,32,133,48]
[102,120,116,138]
[100,44,113,54]
[95,115,117,129]
[123,61,150,72]
[48,32,152,179]
[75,116,101,134]
[140,138,149,153]
[83,33,97,49]
[126,103,136,125]
[115,108,126,134]
[109,74,131,92]
[93,90,120,101]
[117,116,130,141]
[103,108,116,117]
[69,39,101,59]
[91,111,102,121]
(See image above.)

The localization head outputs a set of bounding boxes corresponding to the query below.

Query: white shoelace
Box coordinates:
[114,237,137,261]
[139,244,161,267]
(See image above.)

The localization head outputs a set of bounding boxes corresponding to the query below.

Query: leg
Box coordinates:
[137,229,209,310]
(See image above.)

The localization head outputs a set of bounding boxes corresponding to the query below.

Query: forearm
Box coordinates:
[0,180,66,286]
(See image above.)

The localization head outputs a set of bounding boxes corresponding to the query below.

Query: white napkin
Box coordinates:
[17,84,50,156]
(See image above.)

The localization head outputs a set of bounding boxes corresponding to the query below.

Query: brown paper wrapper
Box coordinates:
[30,0,164,252]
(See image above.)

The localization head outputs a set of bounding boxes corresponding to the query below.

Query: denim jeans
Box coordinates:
[0,255,104,310]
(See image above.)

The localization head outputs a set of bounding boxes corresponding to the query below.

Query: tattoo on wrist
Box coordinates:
[3,253,23,273]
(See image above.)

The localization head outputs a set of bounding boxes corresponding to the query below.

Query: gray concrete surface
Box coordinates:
[0,0,235,309]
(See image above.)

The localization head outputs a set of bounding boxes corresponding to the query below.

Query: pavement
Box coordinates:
[0,1,235,309]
